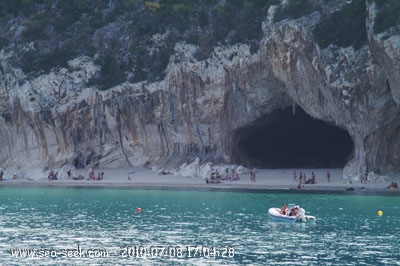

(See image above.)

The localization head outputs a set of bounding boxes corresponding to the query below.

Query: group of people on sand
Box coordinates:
[206,168,258,184]
[47,170,59,180]
[86,168,104,181]
[0,170,17,181]
[361,173,368,183]
[388,181,398,189]
[206,168,241,184]
[280,203,299,216]
[293,170,318,189]
[48,168,104,181]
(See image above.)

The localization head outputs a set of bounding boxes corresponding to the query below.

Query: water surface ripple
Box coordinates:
[0,188,399,265]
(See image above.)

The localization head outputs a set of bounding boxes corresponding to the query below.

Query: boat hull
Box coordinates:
[268,207,316,222]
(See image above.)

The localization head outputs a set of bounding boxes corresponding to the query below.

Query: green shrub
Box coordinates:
[0,37,9,50]
[22,13,48,41]
[172,3,193,20]
[129,36,174,83]
[89,55,125,90]
[372,0,400,33]
[313,0,367,49]
[20,46,78,74]
[1,0,34,16]
[144,1,160,12]
[211,3,235,43]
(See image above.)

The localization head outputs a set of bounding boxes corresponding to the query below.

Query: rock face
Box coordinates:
[0,2,399,179]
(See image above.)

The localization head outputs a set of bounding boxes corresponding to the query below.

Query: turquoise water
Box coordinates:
[0,187,399,265]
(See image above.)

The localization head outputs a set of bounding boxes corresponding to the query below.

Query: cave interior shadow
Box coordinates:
[232,106,354,169]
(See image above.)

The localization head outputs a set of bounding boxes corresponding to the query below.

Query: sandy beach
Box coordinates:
[1,166,399,193]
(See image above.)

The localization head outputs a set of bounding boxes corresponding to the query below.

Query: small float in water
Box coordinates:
[268,204,316,222]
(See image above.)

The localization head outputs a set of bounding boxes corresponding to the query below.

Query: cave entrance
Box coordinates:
[232,106,354,168]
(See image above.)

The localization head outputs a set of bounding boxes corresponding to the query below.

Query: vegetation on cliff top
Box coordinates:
[0,0,399,89]
[371,0,400,34]
[0,0,275,89]
[313,0,367,50]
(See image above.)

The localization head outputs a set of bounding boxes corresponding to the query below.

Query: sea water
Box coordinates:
[0,187,399,265]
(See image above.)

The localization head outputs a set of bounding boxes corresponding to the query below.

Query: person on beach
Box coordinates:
[234,171,240,180]
[88,168,95,180]
[48,170,57,180]
[209,172,216,183]
[250,169,256,182]
[0,170,3,181]
[293,170,297,182]
[96,172,104,180]
[73,174,84,180]
[298,179,304,189]
[326,170,330,182]
[66,169,72,179]
[232,169,240,180]
[216,169,222,180]
[48,170,54,180]
[388,181,398,189]
[225,168,230,180]
[311,172,316,184]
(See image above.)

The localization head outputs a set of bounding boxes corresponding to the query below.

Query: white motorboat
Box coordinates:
[268,204,316,222]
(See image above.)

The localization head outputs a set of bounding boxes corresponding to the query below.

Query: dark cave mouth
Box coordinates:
[232,106,354,168]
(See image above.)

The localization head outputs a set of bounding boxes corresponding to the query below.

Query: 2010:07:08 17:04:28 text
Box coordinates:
[120,245,234,258]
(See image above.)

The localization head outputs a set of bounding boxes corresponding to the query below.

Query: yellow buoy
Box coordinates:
[377,210,383,216]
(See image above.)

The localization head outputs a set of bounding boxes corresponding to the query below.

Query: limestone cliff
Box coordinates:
[0,1,399,179]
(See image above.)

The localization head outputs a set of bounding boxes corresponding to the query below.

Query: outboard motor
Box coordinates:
[296,208,307,222]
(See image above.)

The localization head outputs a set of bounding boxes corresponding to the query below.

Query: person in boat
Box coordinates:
[289,206,299,216]
[280,203,287,215]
